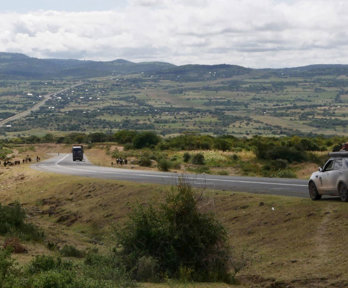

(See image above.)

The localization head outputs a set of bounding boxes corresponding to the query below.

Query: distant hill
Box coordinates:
[1,52,348,80]
[147,64,252,81]
[0,52,175,79]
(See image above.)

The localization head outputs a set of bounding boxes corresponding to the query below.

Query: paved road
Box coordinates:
[32,153,309,198]
[0,82,83,127]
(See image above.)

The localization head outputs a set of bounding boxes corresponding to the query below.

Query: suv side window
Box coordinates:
[334,159,343,170]
[323,160,334,171]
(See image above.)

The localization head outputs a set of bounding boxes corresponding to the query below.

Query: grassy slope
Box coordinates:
[0,161,347,287]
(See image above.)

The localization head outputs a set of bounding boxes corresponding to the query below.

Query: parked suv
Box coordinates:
[308,152,348,202]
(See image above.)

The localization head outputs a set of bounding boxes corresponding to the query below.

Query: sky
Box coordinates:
[1,0,348,68]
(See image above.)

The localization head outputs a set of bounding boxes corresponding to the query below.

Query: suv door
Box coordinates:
[320,160,334,192]
[321,159,343,194]
[327,159,343,193]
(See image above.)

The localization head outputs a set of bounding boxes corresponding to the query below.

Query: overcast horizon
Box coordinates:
[1,0,348,68]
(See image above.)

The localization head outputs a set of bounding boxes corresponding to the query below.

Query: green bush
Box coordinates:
[133,132,161,149]
[32,270,70,288]
[59,245,85,258]
[113,130,138,144]
[135,256,159,282]
[0,147,12,160]
[183,152,191,163]
[158,159,171,171]
[187,166,211,174]
[0,249,17,287]
[231,154,239,161]
[28,256,72,274]
[238,161,260,176]
[217,170,229,176]
[191,153,205,165]
[0,202,44,241]
[27,254,133,288]
[83,250,134,285]
[255,143,307,163]
[138,156,152,167]
[214,138,231,151]
[116,181,233,282]
[276,169,297,178]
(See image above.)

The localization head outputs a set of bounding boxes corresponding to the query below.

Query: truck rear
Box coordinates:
[72,145,84,161]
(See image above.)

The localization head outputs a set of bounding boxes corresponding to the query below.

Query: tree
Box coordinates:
[132,132,161,149]
[116,181,232,282]
[192,153,205,165]
[113,130,138,144]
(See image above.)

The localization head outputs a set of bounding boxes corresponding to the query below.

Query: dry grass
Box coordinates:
[0,150,347,287]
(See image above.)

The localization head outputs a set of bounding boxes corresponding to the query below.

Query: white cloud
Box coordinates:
[1,0,348,67]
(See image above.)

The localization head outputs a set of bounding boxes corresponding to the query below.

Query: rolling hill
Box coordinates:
[2,52,348,80]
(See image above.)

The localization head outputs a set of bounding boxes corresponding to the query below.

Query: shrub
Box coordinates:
[183,152,191,163]
[231,154,239,161]
[158,159,171,171]
[0,249,16,286]
[136,256,159,282]
[133,132,161,149]
[83,250,133,285]
[0,147,12,160]
[113,130,138,144]
[59,245,84,258]
[28,256,72,274]
[191,153,205,165]
[0,202,44,241]
[276,169,297,178]
[214,138,231,151]
[116,181,233,282]
[27,254,131,288]
[255,143,307,163]
[270,159,288,170]
[188,166,211,174]
[31,270,70,288]
[138,156,152,167]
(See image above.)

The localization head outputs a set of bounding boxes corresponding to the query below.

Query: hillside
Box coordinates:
[0,52,175,79]
[2,52,348,80]
[0,147,347,287]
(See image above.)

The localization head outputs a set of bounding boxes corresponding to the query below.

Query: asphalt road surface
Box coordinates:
[32,153,309,198]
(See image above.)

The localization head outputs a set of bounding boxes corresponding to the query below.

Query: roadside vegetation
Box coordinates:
[0,131,346,179]
[0,174,235,287]
[116,180,234,283]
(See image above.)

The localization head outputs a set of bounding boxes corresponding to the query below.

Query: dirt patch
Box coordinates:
[3,238,27,254]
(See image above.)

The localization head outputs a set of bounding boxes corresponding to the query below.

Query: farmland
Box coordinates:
[1,54,348,137]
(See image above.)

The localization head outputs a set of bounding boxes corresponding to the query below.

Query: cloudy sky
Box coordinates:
[1,0,348,68]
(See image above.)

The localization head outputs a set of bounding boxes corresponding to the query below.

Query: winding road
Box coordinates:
[32,153,309,198]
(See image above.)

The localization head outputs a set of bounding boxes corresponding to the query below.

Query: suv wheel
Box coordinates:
[309,182,321,200]
[339,183,348,202]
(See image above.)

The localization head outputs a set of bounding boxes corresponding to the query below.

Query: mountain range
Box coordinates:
[1,52,348,80]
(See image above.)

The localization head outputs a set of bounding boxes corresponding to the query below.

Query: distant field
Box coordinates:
[1,71,348,137]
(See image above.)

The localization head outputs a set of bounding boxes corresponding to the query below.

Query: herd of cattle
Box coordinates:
[0,156,41,167]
